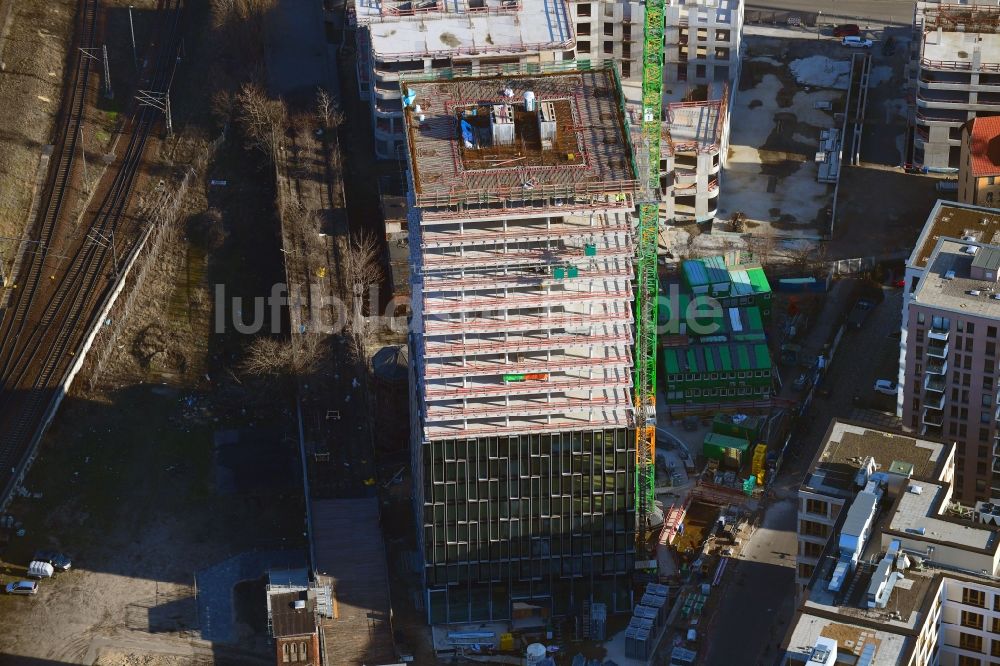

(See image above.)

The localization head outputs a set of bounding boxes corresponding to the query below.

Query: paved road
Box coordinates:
[747,0,916,26]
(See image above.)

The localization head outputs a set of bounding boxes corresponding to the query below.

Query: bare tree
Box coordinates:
[242,333,323,377]
[343,233,384,359]
[235,82,287,162]
[315,88,345,130]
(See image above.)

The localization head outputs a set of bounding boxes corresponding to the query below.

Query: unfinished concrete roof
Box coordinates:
[356,0,573,61]
[401,68,639,207]
[922,29,1000,68]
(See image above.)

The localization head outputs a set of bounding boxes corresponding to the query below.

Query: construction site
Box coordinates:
[911,2,1000,169]
[401,64,641,630]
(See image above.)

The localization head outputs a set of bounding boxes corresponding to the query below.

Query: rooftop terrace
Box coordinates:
[401,67,639,209]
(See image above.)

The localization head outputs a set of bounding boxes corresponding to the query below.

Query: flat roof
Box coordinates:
[888,480,996,551]
[401,68,639,208]
[269,590,317,638]
[804,421,947,499]
[667,100,722,150]
[911,238,1000,318]
[907,200,1000,269]
[785,614,910,666]
[922,30,1000,67]
[356,0,573,61]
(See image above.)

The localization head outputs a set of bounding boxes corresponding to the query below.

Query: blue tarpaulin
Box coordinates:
[460,119,476,146]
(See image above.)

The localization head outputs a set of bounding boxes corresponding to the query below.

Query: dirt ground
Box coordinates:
[0,0,76,264]
[0,3,306,665]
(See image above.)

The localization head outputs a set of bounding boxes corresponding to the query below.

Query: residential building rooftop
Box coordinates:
[907,200,1000,269]
[400,67,639,209]
[353,0,573,61]
[888,479,996,551]
[804,421,947,499]
[911,237,1000,318]
[969,116,1000,178]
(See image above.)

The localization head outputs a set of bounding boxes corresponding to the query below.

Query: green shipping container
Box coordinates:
[703,433,750,466]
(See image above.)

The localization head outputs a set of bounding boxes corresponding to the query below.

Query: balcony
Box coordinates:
[924,392,945,411]
[925,359,948,376]
[924,375,946,394]
[928,327,950,341]
[926,340,949,359]
[921,408,943,428]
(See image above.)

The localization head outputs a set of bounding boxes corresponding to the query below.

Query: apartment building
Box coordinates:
[960,117,1000,207]
[401,66,640,624]
[782,421,1000,666]
[794,419,954,594]
[898,201,1000,502]
[350,0,575,159]
[662,0,743,87]
[910,3,1000,169]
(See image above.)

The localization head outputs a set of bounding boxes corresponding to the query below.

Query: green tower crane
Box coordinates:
[634,0,665,539]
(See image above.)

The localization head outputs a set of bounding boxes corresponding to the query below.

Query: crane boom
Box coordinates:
[634,0,664,535]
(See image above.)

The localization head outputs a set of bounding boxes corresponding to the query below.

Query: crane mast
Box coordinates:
[634,0,664,539]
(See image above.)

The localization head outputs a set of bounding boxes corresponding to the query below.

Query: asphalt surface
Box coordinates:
[704,287,904,665]
[747,0,917,26]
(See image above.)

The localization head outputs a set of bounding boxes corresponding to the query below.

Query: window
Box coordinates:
[802,541,824,558]
[577,22,591,35]
[578,40,590,53]
[282,643,290,663]
[577,2,591,16]
[621,61,630,78]
[981,428,991,443]
[959,321,966,332]
[300,642,307,658]
[800,520,828,538]
[603,40,613,54]
[969,322,976,334]
[798,562,815,579]
[960,632,983,652]
[964,587,987,607]
[919,312,926,324]
[992,639,1000,658]
[603,22,614,36]
[990,326,997,338]
[988,342,996,357]
[963,609,985,630]
[959,656,982,666]
[805,498,827,516]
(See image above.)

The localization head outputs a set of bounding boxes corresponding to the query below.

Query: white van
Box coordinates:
[27,561,54,579]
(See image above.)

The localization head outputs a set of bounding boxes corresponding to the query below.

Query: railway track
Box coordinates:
[0,0,184,504]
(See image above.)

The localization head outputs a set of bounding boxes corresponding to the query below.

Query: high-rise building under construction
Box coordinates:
[402,64,640,625]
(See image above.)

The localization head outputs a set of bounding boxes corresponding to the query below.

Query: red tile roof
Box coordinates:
[969,117,1000,177]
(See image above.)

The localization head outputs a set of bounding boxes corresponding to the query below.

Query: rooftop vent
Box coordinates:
[292,599,306,610]
[964,245,979,255]
[944,270,956,280]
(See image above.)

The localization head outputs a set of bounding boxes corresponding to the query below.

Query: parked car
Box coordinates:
[5,580,38,595]
[874,379,898,396]
[33,551,71,572]
[833,24,861,38]
[847,299,874,328]
[792,373,810,392]
[27,561,54,579]
[843,36,874,48]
